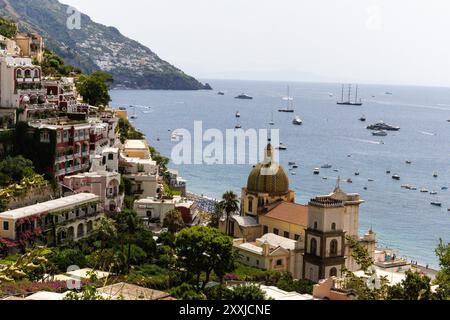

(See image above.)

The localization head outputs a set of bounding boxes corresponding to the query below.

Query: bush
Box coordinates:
[227,284,267,300]
[276,272,315,294]
[170,283,206,300]
[50,248,87,273]
[234,263,281,285]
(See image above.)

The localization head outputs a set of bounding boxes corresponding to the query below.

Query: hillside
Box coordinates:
[0,0,211,90]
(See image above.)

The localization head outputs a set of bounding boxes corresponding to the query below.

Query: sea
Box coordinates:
[110,79,450,268]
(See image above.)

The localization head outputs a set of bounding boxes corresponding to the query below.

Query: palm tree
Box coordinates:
[163,209,185,234]
[219,191,240,236]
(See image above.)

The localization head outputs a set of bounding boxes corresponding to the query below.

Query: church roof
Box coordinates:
[263,202,308,226]
[247,142,290,195]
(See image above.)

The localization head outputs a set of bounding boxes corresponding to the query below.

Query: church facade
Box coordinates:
[221,141,376,282]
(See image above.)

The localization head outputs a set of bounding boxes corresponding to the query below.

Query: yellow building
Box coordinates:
[123,139,151,159]
[222,141,307,242]
[259,202,308,241]
[115,109,128,120]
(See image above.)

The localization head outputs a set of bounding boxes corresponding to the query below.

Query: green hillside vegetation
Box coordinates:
[0,16,17,38]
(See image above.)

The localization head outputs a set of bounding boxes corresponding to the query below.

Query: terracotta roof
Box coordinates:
[264,202,308,226]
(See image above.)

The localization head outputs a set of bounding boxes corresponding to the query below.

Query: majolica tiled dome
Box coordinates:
[247,143,289,195]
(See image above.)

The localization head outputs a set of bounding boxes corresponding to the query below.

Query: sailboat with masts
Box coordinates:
[278,86,295,112]
[337,84,363,106]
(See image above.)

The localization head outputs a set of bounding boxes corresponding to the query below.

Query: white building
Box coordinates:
[0,193,103,246]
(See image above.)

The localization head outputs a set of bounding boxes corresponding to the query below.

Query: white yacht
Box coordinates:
[293,116,303,125]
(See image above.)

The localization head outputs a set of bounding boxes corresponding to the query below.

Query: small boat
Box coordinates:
[218,91,225,96]
[405,160,412,165]
[130,105,138,119]
[372,130,388,137]
[269,112,275,126]
[328,92,334,97]
[392,175,400,180]
[420,188,429,193]
[430,191,438,195]
[359,115,366,122]
[333,169,339,172]
[291,171,297,176]
[235,111,241,118]
[431,202,442,207]
[288,162,296,166]
[322,177,328,180]
[276,142,287,150]
[347,178,353,183]
[293,116,303,125]
[235,124,242,129]
[235,93,253,100]
[433,172,438,178]
[363,187,368,190]
[313,168,320,175]
[321,164,332,169]
[386,170,391,174]
[368,179,374,182]
[354,172,360,176]
[293,165,298,169]
[385,92,393,95]
[441,187,448,190]
[401,184,410,189]
[411,187,417,191]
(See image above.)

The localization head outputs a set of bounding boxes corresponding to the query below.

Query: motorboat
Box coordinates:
[420,188,429,193]
[313,168,320,175]
[218,91,225,96]
[276,142,287,150]
[322,177,328,180]
[367,121,400,131]
[235,93,253,100]
[368,179,374,182]
[288,162,296,166]
[354,172,360,176]
[392,175,400,180]
[431,202,442,207]
[359,115,366,122]
[293,116,303,125]
[372,130,388,137]
[386,170,391,174]
[430,191,438,195]
[291,171,297,176]
[433,172,438,178]
[405,160,412,165]
[235,111,241,118]
[441,187,448,190]
[347,178,353,183]
[293,165,298,169]
[321,164,332,169]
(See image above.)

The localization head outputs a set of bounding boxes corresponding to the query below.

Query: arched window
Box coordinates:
[248,197,253,213]
[16,69,23,78]
[330,240,338,256]
[34,69,39,78]
[331,223,336,231]
[310,238,317,255]
[330,267,338,277]
[314,221,318,230]
[25,69,31,78]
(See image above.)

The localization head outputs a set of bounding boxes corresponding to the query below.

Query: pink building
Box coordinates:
[63,171,123,213]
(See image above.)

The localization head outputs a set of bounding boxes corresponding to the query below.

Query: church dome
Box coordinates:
[247,142,290,195]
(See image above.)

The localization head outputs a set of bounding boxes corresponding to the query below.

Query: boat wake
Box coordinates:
[418,131,436,136]
[350,138,384,145]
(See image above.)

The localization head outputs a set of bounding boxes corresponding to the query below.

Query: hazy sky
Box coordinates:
[62,0,450,87]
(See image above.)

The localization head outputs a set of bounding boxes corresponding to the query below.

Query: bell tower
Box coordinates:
[303,193,346,283]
